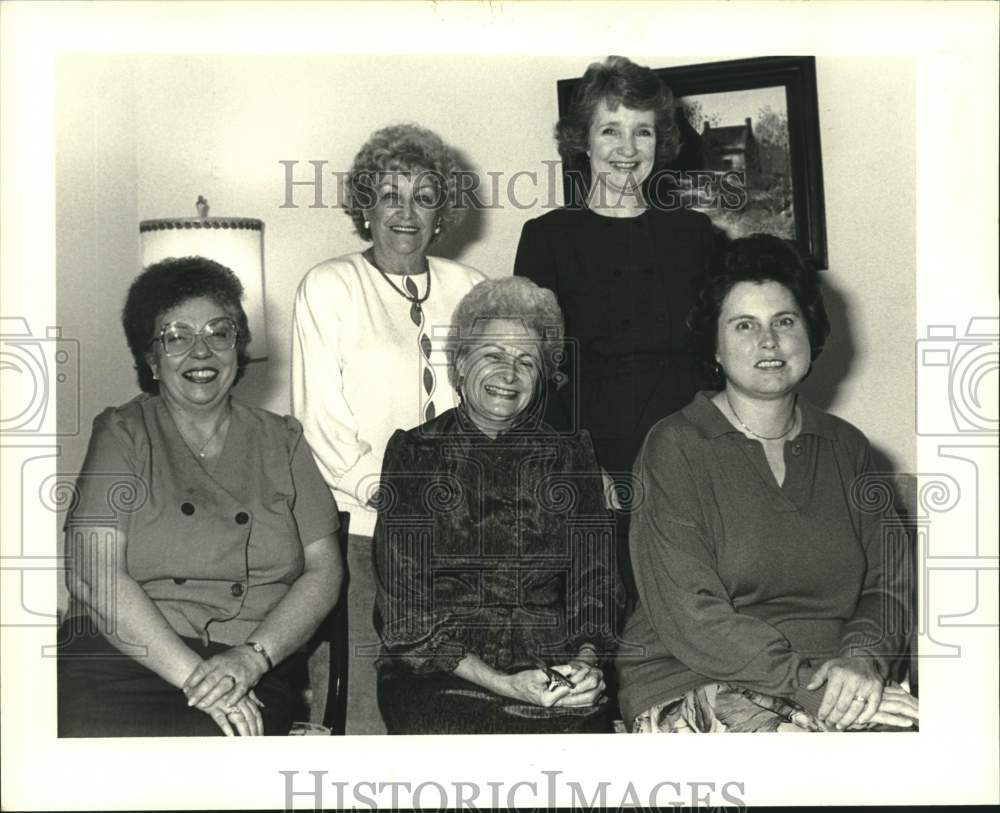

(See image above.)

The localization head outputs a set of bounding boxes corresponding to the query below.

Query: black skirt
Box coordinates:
[57,617,298,737]
[378,670,612,735]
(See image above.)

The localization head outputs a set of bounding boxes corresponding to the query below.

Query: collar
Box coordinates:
[684,391,838,441]
[450,402,545,445]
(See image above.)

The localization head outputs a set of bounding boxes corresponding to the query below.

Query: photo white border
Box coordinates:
[2,1,997,809]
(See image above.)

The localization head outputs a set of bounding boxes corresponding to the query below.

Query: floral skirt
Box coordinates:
[632,683,821,733]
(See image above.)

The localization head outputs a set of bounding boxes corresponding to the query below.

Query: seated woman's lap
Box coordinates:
[57,619,296,737]
[378,671,612,735]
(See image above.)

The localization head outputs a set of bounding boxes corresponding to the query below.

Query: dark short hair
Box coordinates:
[447,277,565,387]
[555,55,680,199]
[342,123,465,244]
[687,234,830,388]
[122,256,251,394]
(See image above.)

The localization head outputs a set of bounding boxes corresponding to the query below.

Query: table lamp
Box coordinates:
[139,197,267,359]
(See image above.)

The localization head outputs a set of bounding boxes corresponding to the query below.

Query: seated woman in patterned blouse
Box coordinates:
[373,277,623,734]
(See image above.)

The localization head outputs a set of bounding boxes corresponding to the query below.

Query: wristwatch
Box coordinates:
[246,640,274,670]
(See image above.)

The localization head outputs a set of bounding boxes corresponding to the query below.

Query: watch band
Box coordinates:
[246,640,274,671]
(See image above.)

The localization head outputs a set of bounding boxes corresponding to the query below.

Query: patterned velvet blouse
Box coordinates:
[373,407,623,677]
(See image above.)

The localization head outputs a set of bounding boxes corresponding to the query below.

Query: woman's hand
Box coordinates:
[849,684,918,730]
[500,669,574,708]
[552,659,606,708]
[182,645,268,711]
[807,656,883,730]
[200,690,265,737]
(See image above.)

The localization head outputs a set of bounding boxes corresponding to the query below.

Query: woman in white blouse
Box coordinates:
[291,123,484,733]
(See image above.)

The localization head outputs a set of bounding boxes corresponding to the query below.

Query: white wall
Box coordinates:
[56,54,916,486]
[802,57,916,483]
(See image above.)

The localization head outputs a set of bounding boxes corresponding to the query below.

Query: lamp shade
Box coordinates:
[139,200,267,360]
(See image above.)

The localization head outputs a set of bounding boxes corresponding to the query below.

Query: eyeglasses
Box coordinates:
[152,316,239,357]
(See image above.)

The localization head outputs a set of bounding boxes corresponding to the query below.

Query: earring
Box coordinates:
[363,219,370,230]
[434,224,441,235]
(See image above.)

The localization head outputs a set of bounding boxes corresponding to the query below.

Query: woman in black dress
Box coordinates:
[514,55,718,492]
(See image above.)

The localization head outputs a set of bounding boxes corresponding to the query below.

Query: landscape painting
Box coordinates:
[674,85,795,241]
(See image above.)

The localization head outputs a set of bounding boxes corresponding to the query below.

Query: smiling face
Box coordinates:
[367,170,441,262]
[587,98,657,200]
[715,280,812,401]
[147,296,239,413]
[457,318,543,436]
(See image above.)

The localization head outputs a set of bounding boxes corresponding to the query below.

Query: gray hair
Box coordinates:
[446,277,565,387]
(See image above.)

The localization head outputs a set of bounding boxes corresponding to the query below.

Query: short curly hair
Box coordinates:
[342,123,466,244]
[447,277,565,388]
[687,234,830,388]
[556,55,681,199]
[122,256,251,394]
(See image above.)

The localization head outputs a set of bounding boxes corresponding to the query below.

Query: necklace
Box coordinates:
[173,410,231,458]
[725,392,798,441]
[364,248,431,326]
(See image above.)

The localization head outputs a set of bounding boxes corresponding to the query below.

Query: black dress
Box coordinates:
[373,408,623,734]
[513,206,717,481]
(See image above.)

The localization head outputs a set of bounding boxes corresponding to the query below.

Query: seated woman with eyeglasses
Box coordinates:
[57,257,344,737]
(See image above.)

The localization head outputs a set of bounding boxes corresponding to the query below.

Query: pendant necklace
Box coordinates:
[725,392,798,441]
[364,248,431,327]
[173,410,231,458]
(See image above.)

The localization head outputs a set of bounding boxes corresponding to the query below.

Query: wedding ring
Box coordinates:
[854,694,867,702]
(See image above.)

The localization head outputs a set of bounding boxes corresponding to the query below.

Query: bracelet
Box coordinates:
[245,640,273,671]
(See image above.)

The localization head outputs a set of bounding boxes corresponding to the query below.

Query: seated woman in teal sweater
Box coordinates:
[618,234,918,733]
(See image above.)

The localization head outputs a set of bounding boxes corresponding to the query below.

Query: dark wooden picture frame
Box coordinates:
[557,56,828,269]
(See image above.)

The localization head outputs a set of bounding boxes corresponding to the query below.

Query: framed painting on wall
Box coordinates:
[557,56,828,269]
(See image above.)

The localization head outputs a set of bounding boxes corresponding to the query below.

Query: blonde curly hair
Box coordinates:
[342,123,466,244]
